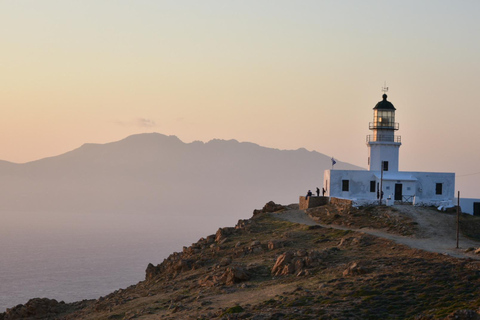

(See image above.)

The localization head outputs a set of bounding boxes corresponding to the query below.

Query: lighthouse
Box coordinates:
[367,94,401,172]
[322,90,455,206]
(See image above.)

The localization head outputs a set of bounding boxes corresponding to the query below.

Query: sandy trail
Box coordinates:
[272,206,480,260]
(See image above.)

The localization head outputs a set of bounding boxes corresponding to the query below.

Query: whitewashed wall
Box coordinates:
[324,169,455,205]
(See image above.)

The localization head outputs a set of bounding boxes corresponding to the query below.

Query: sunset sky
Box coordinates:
[1,1,480,196]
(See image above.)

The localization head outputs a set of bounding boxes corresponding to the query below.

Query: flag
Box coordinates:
[331,157,337,166]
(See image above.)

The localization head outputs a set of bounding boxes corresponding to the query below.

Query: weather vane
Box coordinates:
[382,81,389,94]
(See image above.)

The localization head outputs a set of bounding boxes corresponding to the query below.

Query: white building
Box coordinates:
[323,93,455,206]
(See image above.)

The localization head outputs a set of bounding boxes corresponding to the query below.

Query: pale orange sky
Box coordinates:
[1,1,480,196]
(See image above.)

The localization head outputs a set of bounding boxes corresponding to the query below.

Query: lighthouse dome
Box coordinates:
[373,94,396,110]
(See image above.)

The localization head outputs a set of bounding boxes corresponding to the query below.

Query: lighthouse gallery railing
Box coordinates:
[366,135,402,143]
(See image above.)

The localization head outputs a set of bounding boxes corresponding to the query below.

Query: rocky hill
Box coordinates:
[3,202,480,320]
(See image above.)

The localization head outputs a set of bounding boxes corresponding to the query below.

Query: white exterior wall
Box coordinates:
[382,180,416,201]
[324,169,455,206]
[325,170,378,200]
[411,172,455,205]
[458,198,480,215]
[368,142,400,172]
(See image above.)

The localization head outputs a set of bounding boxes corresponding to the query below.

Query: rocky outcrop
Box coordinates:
[338,234,375,248]
[145,217,252,281]
[268,240,286,250]
[253,201,286,215]
[198,266,250,287]
[220,266,250,285]
[271,248,338,277]
[0,298,68,320]
[343,261,368,277]
[215,227,236,242]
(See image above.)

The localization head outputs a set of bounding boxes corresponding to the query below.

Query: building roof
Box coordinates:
[373,94,396,110]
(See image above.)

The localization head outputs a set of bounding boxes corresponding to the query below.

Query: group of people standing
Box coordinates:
[306,187,326,199]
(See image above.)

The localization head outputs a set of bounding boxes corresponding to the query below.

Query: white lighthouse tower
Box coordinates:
[367,93,401,172]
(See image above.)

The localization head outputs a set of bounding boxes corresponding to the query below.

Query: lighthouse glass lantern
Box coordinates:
[367,94,401,172]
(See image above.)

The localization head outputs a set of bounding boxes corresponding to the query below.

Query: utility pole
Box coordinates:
[379,161,384,205]
[456,191,460,249]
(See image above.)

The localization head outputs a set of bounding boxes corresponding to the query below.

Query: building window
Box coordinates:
[436,183,443,195]
[383,161,389,171]
[342,180,349,192]
[370,181,376,192]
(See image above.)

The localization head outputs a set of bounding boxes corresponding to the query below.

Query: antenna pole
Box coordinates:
[382,81,389,94]
[456,191,460,249]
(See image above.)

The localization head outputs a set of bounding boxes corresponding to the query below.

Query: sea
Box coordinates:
[0,210,238,312]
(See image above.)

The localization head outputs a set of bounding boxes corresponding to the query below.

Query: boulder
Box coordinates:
[268,240,286,250]
[225,266,250,285]
[215,227,236,242]
[145,263,161,281]
[271,252,294,276]
[343,262,367,277]
[253,201,286,215]
[262,201,285,213]
[219,257,232,266]
[271,248,337,276]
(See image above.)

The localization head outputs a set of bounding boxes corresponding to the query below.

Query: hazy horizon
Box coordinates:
[1,131,479,198]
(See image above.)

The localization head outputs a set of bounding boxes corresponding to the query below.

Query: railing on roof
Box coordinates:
[369,122,399,130]
[366,135,402,143]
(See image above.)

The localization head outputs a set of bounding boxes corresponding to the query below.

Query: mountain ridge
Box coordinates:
[0,133,362,216]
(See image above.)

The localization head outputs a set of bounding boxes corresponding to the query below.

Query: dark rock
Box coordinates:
[145,263,161,281]
[262,201,285,213]
[343,262,367,276]
[268,240,286,250]
[225,266,249,285]
[445,309,480,320]
[215,227,236,242]
[219,257,232,266]
[1,298,67,320]
[253,201,286,215]
[271,252,294,276]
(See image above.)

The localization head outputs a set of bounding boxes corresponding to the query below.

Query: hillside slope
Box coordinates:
[3,203,480,320]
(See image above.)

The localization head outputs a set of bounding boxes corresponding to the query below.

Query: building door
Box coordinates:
[474,202,480,216]
[394,184,403,201]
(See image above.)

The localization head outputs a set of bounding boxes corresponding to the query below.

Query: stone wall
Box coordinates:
[329,197,353,211]
[299,196,329,210]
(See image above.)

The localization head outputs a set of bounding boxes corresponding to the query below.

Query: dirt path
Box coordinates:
[272,206,480,260]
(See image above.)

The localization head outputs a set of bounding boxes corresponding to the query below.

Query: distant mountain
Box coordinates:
[0,133,362,220]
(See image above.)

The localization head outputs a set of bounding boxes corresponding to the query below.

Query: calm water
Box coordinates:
[0,211,235,312]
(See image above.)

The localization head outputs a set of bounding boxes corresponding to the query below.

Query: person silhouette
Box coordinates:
[306,190,312,199]
[316,187,320,197]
